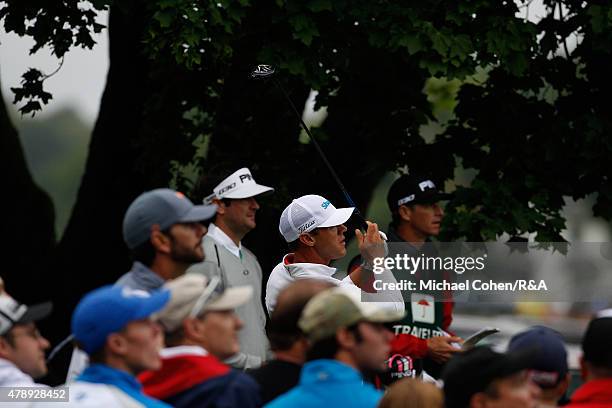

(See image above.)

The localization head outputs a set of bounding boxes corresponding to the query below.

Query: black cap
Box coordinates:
[387,174,451,211]
[508,326,568,388]
[582,309,612,369]
[442,346,536,408]
[0,295,53,335]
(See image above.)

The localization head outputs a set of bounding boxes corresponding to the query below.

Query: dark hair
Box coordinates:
[390,203,417,228]
[268,295,312,351]
[164,327,186,347]
[130,225,175,267]
[286,229,320,251]
[306,335,340,361]
[131,240,157,267]
[74,340,106,365]
[287,239,300,251]
[1,332,16,348]
[305,323,362,361]
[390,209,402,229]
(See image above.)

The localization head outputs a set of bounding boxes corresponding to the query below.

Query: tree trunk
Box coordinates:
[0,73,56,305]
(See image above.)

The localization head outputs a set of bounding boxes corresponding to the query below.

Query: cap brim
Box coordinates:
[178,204,218,223]
[19,302,53,325]
[223,184,274,200]
[133,289,171,321]
[207,286,253,311]
[319,207,355,228]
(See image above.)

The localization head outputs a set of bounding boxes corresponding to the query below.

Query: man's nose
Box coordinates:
[434,203,444,217]
[39,336,51,350]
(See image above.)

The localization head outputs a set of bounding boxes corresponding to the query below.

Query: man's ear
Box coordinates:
[299,233,316,247]
[150,225,171,253]
[336,327,356,349]
[0,335,12,357]
[398,205,412,223]
[469,392,487,408]
[212,198,226,215]
[106,333,128,356]
[182,317,204,342]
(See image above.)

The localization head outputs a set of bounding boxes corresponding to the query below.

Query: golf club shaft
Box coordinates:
[271,78,368,229]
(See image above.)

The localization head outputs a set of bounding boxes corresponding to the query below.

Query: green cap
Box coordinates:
[298,287,405,342]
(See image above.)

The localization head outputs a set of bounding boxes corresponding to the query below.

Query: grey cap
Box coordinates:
[123,189,217,249]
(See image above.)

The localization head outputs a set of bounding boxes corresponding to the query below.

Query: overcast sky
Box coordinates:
[0,11,109,127]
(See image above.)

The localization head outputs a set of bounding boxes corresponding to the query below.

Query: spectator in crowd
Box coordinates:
[116,188,217,292]
[65,285,171,407]
[139,274,261,408]
[248,279,334,404]
[266,194,404,315]
[442,345,540,408]
[377,378,443,408]
[189,167,273,369]
[565,309,612,407]
[266,286,404,408]
[0,286,52,386]
[508,326,570,407]
[385,174,460,375]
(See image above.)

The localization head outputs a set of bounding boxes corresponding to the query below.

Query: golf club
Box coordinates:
[250,64,385,239]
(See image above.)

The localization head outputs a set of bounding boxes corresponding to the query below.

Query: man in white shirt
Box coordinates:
[266,194,404,315]
[189,167,273,369]
[0,289,52,387]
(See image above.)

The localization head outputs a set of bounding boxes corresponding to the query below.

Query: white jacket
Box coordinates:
[0,358,44,387]
[266,254,405,315]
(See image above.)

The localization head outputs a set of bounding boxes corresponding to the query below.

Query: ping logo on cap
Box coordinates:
[418,180,436,191]
[239,174,252,183]
[321,200,331,209]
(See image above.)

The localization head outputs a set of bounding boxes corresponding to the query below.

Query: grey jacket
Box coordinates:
[115,262,165,293]
[188,235,269,369]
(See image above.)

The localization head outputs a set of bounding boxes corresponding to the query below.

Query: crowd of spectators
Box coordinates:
[1,168,610,407]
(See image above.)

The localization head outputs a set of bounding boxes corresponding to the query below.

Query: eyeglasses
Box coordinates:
[189,276,222,318]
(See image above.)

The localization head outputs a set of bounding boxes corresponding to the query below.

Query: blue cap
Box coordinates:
[508,326,568,388]
[122,189,217,249]
[71,285,170,354]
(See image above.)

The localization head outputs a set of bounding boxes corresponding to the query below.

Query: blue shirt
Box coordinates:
[78,364,170,408]
[265,360,382,408]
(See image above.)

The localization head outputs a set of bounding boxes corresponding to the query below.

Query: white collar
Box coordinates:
[0,358,37,386]
[282,254,338,279]
[207,223,242,259]
[159,345,209,359]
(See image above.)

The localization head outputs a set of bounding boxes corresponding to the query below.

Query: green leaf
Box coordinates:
[154,10,175,28]
[307,0,333,12]
[398,34,422,54]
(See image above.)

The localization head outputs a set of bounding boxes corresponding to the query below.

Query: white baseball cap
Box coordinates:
[279,194,355,242]
[204,168,274,204]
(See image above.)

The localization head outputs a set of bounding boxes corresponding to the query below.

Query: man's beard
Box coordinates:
[169,241,204,264]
